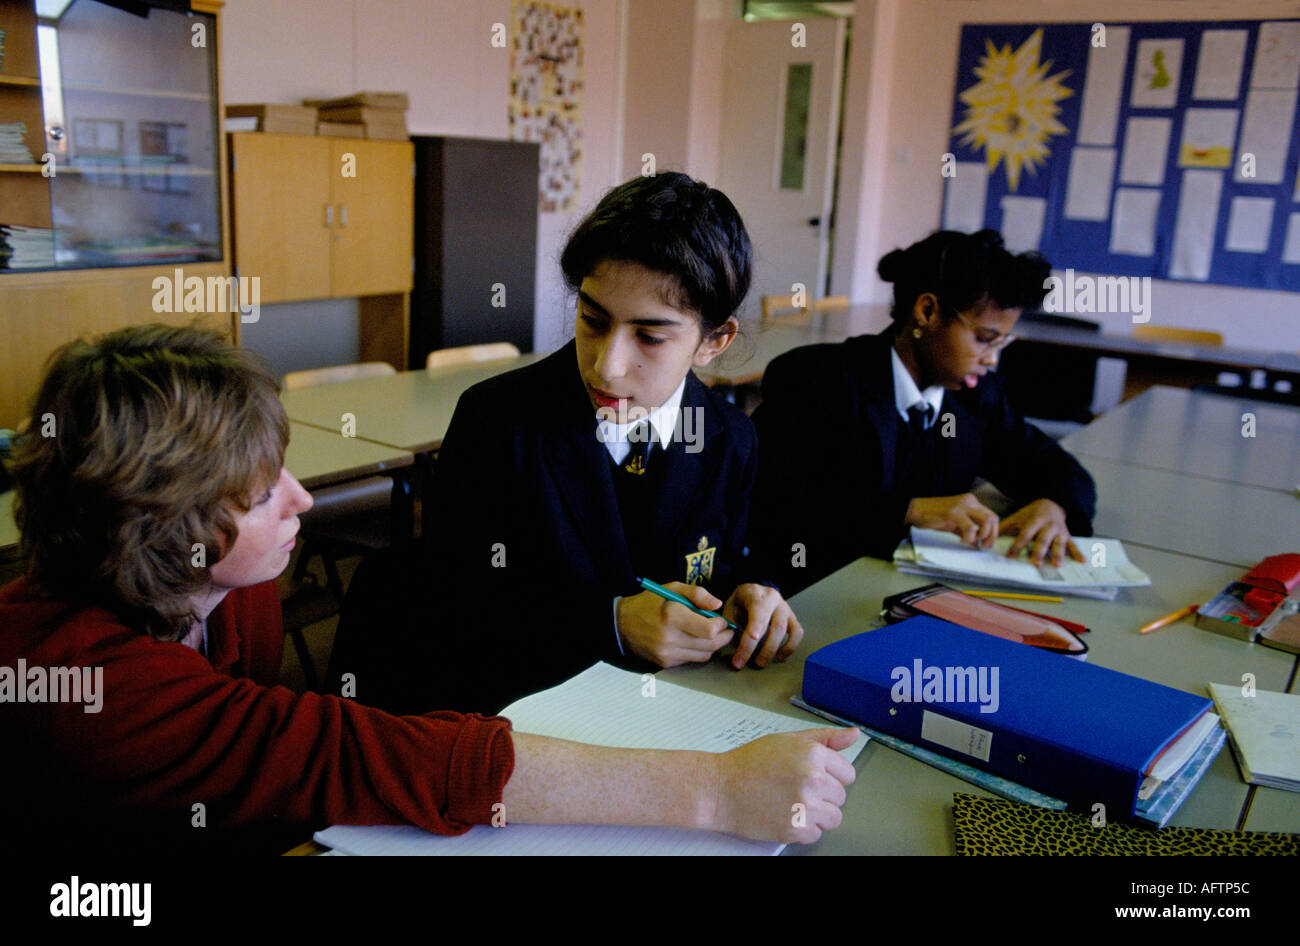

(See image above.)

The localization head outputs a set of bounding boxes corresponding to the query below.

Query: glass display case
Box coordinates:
[0,0,221,271]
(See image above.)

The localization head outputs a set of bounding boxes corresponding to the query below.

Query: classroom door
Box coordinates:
[717,18,845,309]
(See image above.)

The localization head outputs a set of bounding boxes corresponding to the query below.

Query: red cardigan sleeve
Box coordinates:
[9,581,514,835]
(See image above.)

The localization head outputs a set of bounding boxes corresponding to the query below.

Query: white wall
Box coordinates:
[834,0,1300,351]
[220,0,624,359]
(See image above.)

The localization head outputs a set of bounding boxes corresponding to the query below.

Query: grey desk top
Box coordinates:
[1015,321,1300,375]
[1083,455,1300,568]
[697,321,850,387]
[1063,386,1300,493]
[282,355,546,453]
[0,424,412,558]
[284,421,413,490]
[658,549,1296,854]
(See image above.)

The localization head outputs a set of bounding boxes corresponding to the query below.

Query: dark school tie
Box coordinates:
[621,421,655,477]
[907,402,934,437]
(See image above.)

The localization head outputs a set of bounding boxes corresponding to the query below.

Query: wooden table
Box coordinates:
[1063,385,1300,493]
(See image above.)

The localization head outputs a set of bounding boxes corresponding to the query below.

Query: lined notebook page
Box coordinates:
[315,663,867,856]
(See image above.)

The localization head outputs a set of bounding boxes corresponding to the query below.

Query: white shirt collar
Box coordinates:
[890,346,945,423]
[596,376,688,464]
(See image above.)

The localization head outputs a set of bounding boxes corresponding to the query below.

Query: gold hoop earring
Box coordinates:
[912,327,923,339]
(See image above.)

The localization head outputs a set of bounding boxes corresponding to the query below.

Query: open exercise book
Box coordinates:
[315,663,868,855]
[894,528,1151,600]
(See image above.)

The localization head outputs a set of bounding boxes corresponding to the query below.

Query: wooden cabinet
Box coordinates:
[228,132,414,366]
[0,0,230,430]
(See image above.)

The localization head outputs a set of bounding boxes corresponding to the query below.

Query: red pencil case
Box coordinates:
[881,584,1089,659]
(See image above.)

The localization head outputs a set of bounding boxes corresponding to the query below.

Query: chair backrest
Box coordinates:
[1132,325,1223,347]
[812,294,850,313]
[283,362,396,391]
[760,293,809,325]
[426,342,521,371]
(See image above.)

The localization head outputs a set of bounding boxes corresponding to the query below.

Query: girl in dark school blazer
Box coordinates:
[748,229,1097,595]
[335,173,803,715]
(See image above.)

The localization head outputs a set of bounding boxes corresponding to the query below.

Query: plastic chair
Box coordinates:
[760,293,809,326]
[283,361,396,390]
[1131,325,1224,347]
[426,343,520,371]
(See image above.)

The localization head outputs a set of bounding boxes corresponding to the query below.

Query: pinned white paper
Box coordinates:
[1224,197,1275,253]
[1235,89,1298,184]
[1078,26,1131,146]
[1110,188,1162,256]
[1193,30,1247,100]
[1119,117,1172,185]
[1282,213,1300,265]
[1170,170,1223,280]
[999,196,1047,253]
[1064,146,1116,221]
[1250,22,1300,90]
[1131,39,1183,108]
[943,162,989,233]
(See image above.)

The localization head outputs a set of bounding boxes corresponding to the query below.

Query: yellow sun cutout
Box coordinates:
[953,29,1074,192]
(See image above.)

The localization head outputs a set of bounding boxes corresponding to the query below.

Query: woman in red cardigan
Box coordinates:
[0,324,854,855]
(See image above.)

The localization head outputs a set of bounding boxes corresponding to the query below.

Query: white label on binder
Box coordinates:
[922,710,993,762]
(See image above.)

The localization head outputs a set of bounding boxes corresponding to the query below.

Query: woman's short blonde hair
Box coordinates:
[11,324,289,640]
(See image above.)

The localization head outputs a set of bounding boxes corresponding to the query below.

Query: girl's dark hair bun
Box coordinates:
[877,247,909,283]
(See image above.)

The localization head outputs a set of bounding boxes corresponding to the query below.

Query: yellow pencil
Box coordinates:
[1138,604,1198,635]
[961,590,1064,603]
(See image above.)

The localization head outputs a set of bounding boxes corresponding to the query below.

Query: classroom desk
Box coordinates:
[282,355,546,453]
[284,421,413,490]
[1081,455,1300,568]
[1062,385,1300,493]
[0,425,414,561]
[1013,320,1300,379]
[658,548,1298,854]
[697,320,850,387]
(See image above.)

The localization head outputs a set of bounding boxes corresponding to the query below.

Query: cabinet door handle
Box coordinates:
[339,205,348,227]
[325,204,334,227]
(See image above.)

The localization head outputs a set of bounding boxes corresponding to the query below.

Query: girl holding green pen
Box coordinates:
[336,173,803,715]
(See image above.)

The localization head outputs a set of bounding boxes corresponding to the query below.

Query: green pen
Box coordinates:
[637,577,739,630]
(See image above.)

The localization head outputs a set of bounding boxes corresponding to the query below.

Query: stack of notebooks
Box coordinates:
[225,104,318,135]
[894,527,1151,600]
[314,663,867,855]
[305,92,409,140]
[0,121,35,164]
[1209,683,1300,792]
[798,617,1224,827]
[0,225,55,270]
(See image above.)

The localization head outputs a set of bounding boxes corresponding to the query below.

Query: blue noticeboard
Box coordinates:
[943,19,1300,293]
